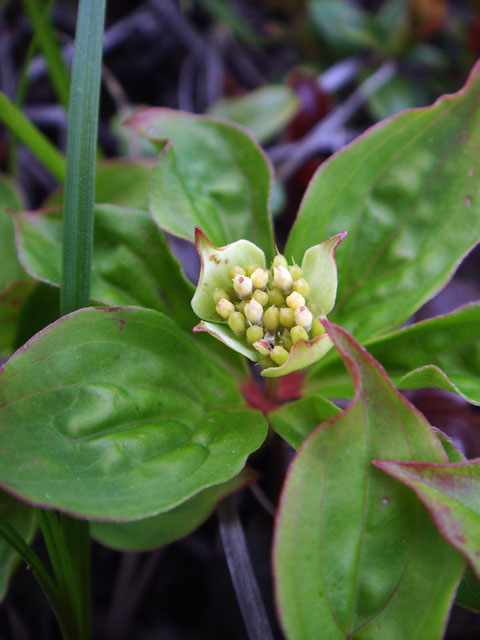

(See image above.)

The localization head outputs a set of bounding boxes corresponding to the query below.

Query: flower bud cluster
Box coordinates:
[212,254,326,367]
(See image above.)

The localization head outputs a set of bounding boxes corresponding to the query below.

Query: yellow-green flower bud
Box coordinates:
[293,278,311,299]
[289,264,304,281]
[236,300,246,313]
[246,325,264,344]
[291,325,309,343]
[279,307,295,328]
[250,267,269,290]
[233,274,253,299]
[228,311,246,335]
[294,305,313,331]
[273,254,288,268]
[244,298,263,324]
[253,339,272,356]
[311,316,326,338]
[263,305,280,331]
[274,266,294,294]
[229,265,245,279]
[253,289,269,307]
[286,291,305,310]
[281,329,293,351]
[246,263,261,276]
[268,288,285,307]
[213,288,230,304]
[216,298,235,319]
[271,345,289,366]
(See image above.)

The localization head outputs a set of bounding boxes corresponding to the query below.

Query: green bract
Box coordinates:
[192,227,346,377]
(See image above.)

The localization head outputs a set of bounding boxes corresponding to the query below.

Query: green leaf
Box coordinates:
[16,204,194,324]
[0,307,267,520]
[274,322,463,639]
[126,109,275,262]
[16,204,247,377]
[0,492,36,600]
[0,175,27,292]
[286,61,480,341]
[207,85,300,144]
[308,303,480,404]
[269,392,340,449]
[456,567,480,613]
[45,159,155,211]
[308,0,382,55]
[375,459,480,583]
[366,73,419,120]
[0,280,37,358]
[91,468,257,551]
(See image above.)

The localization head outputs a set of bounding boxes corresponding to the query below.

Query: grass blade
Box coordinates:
[0,90,65,181]
[61,0,106,315]
[22,0,70,110]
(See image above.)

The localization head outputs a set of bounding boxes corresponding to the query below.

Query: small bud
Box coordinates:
[233,274,253,299]
[293,278,311,299]
[213,288,230,304]
[253,289,269,307]
[246,325,264,344]
[268,288,285,307]
[216,298,235,319]
[236,300,246,313]
[253,339,272,356]
[228,311,246,335]
[251,267,269,290]
[281,329,293,351]
[244,298,263,324]
[279,307,295,328]
[291,325,309,343]
[294,305,313,331]
[229,265,245,279]
[311,317,326,338]
[263,305,280,331]
[289,264,304,281]
[274,266,294,294]
[286,291,305,310]
[246,263,261,276]
[271,345,289,366]
[273,254,288,268]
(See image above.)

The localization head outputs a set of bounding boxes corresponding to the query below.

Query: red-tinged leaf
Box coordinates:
[375,458,480,581]
[273,322,464,640]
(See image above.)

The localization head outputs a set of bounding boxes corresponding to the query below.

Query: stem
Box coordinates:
[217,496,275,640]
[37,510,88,639]
[61,0,106,315]
[265,377,280,403]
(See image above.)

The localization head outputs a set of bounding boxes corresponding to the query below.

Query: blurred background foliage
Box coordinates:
[1,1,480,638]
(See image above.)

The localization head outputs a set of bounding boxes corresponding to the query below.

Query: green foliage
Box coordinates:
[92,468,256,551]
[308,302,480,405]
[208,85,300,143]
[274,323,464,639]
[0,492,36,599]
[286,64,480,341]
[376,459,480,583]
[126,109,275,262]
[0,307,267,520]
